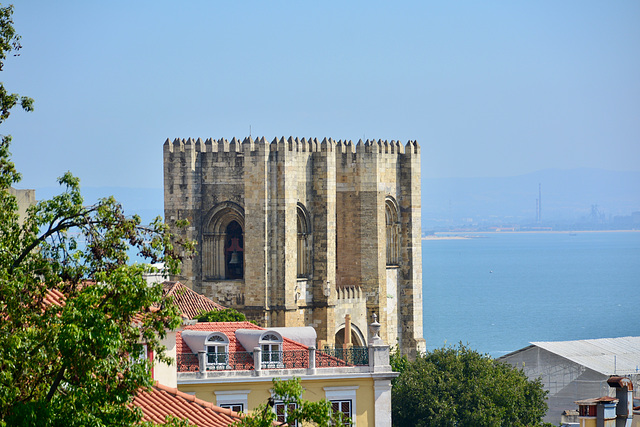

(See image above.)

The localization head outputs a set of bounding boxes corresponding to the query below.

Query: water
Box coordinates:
[422,231,640,358]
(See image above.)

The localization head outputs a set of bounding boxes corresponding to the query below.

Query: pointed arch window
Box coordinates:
[385,197,400,266]
[202,202,245,280]
[297,203,312,278]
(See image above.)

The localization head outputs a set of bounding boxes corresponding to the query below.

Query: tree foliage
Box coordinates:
[0,4,194,426]
[0,5,33,124]
[195,307,255,324]
[233,378,349,427]
[392,344,550,427]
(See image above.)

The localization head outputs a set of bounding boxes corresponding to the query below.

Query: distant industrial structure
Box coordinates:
[536,183,542,223]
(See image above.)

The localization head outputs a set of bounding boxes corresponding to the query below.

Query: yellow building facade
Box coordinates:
[179,375,389,426]
[170,320,397,426]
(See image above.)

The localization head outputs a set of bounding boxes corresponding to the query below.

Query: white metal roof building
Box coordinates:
[498,336,640,425]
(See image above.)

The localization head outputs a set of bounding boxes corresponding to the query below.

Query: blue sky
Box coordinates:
[4,1,639,189]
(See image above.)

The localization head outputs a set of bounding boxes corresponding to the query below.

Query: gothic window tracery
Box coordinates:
[297,203,312,278]
[385,197,400,266]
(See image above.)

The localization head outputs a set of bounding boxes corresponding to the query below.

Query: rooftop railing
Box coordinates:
[177,346,370,373]
[317,346,369,367]
[207,351,254,370]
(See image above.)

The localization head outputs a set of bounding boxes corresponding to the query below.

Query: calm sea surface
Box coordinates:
[422,231,640,358]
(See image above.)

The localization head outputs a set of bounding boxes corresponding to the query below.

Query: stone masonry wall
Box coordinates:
[163,136,425,355]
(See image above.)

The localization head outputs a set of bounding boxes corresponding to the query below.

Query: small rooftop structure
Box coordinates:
[175,322,361,373]
[572,376,635,427]
[499,337,640,425]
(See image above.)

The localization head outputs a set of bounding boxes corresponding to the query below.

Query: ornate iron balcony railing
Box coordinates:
[317,346,369,366]
[176,353,199,372]
[209,351,254,371]
[176,346,369,372]
[279,349,309,369]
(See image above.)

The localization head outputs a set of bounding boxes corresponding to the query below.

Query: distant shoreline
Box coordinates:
[422,235,470,240]
[422,229,639,240]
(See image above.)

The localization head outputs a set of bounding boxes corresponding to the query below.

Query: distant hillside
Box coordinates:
[422,169,640,227]
[29,169,640,229]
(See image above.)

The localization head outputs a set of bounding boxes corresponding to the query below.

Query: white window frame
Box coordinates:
[331,400,352,425]
[259,333,283,368]
[324,386,359,426]
[219,403,244,413]
[274,401,298,426]
[214,390,250,413]
[205,333,229,366]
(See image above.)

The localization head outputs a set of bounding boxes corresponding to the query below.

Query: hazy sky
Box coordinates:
[5,1,640,189]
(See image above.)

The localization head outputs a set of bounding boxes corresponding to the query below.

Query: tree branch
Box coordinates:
[10,207,99,272]
[45,364,66,402]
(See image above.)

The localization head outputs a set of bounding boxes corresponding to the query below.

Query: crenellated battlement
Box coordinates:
[336,285,364,301]
[163,136,419,155]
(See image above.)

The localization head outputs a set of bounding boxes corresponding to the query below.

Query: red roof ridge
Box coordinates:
[152,381,242,419]
[281,336,308,349]
[162,281,227,319]
[187,321,263,329]
[134,382,243,426]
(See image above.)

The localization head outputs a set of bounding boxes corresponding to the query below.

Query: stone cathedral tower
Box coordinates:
[164,136,426,356]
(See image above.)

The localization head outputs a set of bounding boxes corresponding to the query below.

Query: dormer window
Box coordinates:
[206,333,229,365]
[260,333,282,367]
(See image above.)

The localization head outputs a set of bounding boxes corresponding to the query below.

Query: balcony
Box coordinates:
[176,346,370,373]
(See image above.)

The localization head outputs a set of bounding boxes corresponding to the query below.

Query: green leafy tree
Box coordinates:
[0,4,194,426]
[0,5,33,122]
[233,378,349,427]
[390,344,410,374]
[392,344,551,427]
[195,307,256,324]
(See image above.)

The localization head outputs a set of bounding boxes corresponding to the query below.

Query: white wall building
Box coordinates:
[499,336,640,425]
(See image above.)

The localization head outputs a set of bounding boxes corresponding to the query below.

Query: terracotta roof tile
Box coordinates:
[41,286,162,325]
[163,281,226,319]
[43,289,65,307]
[132,382,241,427]
[177,322,262,354]
[43,282,225,323]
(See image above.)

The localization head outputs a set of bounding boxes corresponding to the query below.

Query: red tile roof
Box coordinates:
[42,286,163,325]
[133,382,241,427]
[43,289,65,307]
[163,281,226,319]
[177,322,262,354]
[43,282,226,323]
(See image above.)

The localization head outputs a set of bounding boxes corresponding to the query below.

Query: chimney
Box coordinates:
[607,376,634,427]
